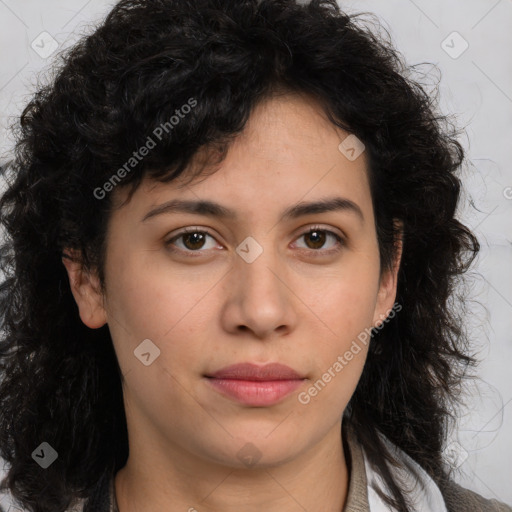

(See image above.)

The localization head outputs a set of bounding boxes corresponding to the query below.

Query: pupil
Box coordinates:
[308,230,325,249]
[185,232,205,250]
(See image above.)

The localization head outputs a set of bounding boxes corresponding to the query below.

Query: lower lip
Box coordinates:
[205,378,304,406]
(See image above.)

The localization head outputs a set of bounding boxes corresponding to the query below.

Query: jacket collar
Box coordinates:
[342,422,371,511]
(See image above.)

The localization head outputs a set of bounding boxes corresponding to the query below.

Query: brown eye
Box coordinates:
[294,226,345,255]
[165,228,219,253]
[181,231,207,250]
[304,229,327,250]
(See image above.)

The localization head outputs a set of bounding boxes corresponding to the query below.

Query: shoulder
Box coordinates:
[353,426,512,512]
[438,477,512,512]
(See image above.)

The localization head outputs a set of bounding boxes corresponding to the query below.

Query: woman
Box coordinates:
[0,0,510,511]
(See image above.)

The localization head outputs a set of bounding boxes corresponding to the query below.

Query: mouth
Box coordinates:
[204,362,307,407]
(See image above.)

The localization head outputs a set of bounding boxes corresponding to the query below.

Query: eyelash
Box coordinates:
[164,225,345,257]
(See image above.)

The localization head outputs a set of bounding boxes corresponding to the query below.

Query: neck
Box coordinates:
[114,420,349,512]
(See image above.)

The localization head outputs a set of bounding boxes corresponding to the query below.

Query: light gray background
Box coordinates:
[0,0,511,508]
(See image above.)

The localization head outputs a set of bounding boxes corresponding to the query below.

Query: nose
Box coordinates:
[219,238,298,341]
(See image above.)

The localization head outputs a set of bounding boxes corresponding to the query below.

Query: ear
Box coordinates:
[372,220,403,328]
[61,249,108,329]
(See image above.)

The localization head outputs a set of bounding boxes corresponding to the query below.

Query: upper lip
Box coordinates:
[206,363,305,381]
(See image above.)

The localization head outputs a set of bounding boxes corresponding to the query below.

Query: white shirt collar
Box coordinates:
[363,434,448,512]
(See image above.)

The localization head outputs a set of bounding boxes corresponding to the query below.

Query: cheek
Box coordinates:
[105,247,189,333]
[303,253,379,392]
[104,249,219,370]
[299,279,374,412]
[313,259,380,337]
[317,285,374,369]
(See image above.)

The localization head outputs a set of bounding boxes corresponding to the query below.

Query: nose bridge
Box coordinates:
[234,233,282,299]
[224,232,295,337]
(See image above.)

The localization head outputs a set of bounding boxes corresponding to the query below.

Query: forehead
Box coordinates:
[112,92,373,222]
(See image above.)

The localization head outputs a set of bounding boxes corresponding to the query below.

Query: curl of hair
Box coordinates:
[0,0,480,511]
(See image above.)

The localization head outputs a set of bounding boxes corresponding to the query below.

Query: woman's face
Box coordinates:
[65,92,401,470]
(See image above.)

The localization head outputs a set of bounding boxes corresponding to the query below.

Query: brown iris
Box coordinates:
[182,232,207,250]
[304,229,326,250]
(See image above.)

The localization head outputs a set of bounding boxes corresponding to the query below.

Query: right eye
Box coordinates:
[164,227,223,255]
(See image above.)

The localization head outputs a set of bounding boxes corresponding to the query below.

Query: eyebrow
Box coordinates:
[141,196,364,223]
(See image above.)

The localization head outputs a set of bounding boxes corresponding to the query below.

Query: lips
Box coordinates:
[205,363,306,406]
[207,362,304,381]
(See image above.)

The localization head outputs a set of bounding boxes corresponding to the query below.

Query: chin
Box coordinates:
[199,432,304,470]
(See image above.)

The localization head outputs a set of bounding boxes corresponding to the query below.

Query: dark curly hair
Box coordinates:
[0,0,480,511]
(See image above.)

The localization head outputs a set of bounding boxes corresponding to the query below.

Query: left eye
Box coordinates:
[165,226,344,254]
[293,227,344,253]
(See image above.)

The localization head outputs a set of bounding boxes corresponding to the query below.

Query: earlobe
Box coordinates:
[61,250,108,329]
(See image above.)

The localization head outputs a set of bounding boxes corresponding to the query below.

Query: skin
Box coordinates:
[63,91,402,512]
